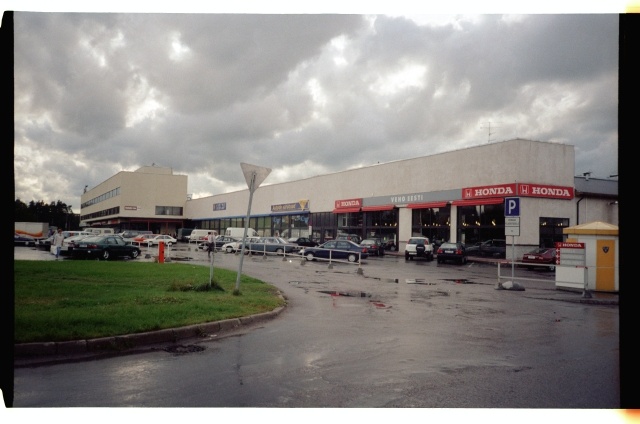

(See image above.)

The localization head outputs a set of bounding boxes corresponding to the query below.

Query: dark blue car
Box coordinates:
[301,240,369,263]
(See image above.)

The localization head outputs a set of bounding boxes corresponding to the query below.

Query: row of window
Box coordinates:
[81,187,120,209]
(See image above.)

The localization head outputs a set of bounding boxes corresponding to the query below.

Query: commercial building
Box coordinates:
[80,139,618,259]
[80,165,188,235]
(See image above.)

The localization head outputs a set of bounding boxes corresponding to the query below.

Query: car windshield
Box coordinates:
[440,243,457,249]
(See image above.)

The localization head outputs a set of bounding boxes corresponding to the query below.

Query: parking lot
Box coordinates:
[13,240,620,408]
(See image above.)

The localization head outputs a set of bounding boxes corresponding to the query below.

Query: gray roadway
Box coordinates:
[12,245,620,407]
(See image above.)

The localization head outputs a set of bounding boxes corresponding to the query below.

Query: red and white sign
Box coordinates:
[334,198,362,209]
[462,184,516,199]
[555,242,585,249]
[518,183,574,199]
[462,183,574,200]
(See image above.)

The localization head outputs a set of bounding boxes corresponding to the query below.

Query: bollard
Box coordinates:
[158,241,165,263]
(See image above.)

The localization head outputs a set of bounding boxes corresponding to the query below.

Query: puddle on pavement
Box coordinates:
[318,290,371,298]
[163,344,206,354]
[405,278,436,285]
[442,279,477,284]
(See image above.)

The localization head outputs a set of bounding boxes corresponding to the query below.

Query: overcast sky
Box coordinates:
[10,3,621,212]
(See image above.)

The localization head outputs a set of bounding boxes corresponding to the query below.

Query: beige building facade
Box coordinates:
[79,139,618,258]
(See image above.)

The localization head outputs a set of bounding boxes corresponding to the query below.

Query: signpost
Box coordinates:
[504,197,520,284]
[234,163,272,295]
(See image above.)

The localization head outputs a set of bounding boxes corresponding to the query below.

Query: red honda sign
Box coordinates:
[518,183,574,199]
[334,198,362,209]
[462,183,574,200]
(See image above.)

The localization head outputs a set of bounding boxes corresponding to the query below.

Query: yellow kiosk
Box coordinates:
[561,221,618,293]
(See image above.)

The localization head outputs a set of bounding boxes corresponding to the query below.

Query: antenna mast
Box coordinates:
[480,121,501,143]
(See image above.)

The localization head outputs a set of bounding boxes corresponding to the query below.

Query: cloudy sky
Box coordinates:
[10,3,622,212]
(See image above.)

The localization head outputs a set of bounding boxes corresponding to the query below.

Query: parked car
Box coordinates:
[360,238,385,256]
[132,234,157,244]
[404,236,434,261]
[222,236,260,253]
[118,230,153,243]
[522,247,557,271]
[465,239,506,258]
[34,235,53,250]
[145,235,177,245]
[336,234,362,245]
[301,240,369,263]
[69,235,141,260]
[52,234,94,256]
[197,235,240,250]
[241,237,297,255]
[291,237,319,249]
[436,242,467,264]
[383,240,397,251]
[14,233,37,246]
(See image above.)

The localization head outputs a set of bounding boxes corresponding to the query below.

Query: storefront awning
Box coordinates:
[361,204,395,212]
[451,198,504,206]
[407,201,448,209]
[332,208,361,214]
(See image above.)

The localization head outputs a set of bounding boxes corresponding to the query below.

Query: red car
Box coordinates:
[522,247,557,271]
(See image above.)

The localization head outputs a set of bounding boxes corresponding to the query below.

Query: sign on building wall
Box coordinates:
[271,199,309,213]
[462,183,573,200]
[334,198,362,209]
[213,202,226,211]
[517,183,573,199]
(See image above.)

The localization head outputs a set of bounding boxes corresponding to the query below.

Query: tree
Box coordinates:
[14,199,79,230]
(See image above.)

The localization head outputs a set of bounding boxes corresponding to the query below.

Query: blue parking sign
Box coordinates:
[505,197,520,216]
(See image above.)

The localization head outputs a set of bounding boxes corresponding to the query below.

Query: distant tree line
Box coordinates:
[14,199,80,231]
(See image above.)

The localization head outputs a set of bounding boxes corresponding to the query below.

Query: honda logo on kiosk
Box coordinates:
[505,197,520,216]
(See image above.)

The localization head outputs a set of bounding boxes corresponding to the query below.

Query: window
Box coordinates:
[155,206,183,216]
[539,217,569,247]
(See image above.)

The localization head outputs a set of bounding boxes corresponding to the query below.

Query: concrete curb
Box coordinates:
[15,304,286,359]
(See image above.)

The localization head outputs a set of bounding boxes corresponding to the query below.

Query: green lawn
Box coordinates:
[13,260,285,344]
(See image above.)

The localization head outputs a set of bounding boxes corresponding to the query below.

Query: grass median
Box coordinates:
[14,260,285,344]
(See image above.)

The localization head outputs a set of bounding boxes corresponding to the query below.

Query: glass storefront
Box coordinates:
[364,209,398,246]
[411,206,450,243]
[457,203,505,245]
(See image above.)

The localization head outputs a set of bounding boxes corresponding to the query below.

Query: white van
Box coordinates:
[188,229,218,243]
[225,227,258,238]
[84,228,115,235]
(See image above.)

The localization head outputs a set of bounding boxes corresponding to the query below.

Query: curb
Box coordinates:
[14,305,286,361]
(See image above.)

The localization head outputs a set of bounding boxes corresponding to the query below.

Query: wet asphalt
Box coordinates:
[13,243,618,363]
[11,243,621,408]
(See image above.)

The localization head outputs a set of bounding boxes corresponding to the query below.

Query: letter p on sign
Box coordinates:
[505,197,520,216]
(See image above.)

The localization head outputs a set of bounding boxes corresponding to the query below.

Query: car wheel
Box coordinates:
[390,245,396,251]
[305,252,315,261]
[347,253,357,263]
[437,258,443,264]
[131,250,139,259]
[405,253,409,261]
[226,246,233,253]
[461,256,467,264]
[276,248,284,254]
[101,250,110,260]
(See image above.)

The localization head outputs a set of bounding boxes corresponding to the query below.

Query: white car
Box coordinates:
[221,236,259,253]
[145,235,177,245]
[404,236,434,261]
